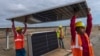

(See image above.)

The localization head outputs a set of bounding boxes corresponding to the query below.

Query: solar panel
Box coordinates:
[8,1,88,24]
[27,31,58,56]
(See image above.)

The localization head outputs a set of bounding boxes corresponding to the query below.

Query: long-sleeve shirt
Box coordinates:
[70,13,92,42]
[12,22,27,38]
[70,13,92,56]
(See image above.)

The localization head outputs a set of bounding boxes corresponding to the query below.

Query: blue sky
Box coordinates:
[0,0,100,28]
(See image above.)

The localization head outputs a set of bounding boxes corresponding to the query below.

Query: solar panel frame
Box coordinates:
[27,31,58,56]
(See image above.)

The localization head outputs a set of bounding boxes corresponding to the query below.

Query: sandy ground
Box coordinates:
[0,38,15,56]
[0,26,100,56]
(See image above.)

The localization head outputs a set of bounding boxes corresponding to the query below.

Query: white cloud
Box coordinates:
[8,4,28,12]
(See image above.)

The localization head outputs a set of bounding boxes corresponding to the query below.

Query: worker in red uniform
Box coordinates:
[11,17,27,56]
[70,8,94,56]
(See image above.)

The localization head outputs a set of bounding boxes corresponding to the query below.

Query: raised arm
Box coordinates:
[11,19,17,37]
[70,14,77,42]
[86,9,92,37]
[23,16,27,34]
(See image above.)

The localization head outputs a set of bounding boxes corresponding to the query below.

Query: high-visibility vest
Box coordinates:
[56,28,64,38]
[71,33,94,56]
[56,29,60,38]
[14,33,24,49]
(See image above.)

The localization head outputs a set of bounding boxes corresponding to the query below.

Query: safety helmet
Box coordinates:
[16,26,22,31]
[59,25,62,28]
[75,21,85,27]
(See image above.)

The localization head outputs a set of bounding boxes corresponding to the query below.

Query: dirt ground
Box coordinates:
[0,26,100,56]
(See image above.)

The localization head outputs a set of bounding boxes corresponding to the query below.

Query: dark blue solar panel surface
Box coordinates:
[32,10,57,22]
[31,31,58,56]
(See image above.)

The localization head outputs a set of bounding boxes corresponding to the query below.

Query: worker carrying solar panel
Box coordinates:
[70,8,94,56]
[56,25,65,49]
[11,16,28,56]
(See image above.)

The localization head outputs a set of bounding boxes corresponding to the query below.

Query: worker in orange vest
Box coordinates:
[70,8,94,56]
[56,25,65,49]
[11,17,27,56]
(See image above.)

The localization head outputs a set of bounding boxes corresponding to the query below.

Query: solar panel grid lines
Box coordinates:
[10,1,88,24]
[27,31,58,56]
